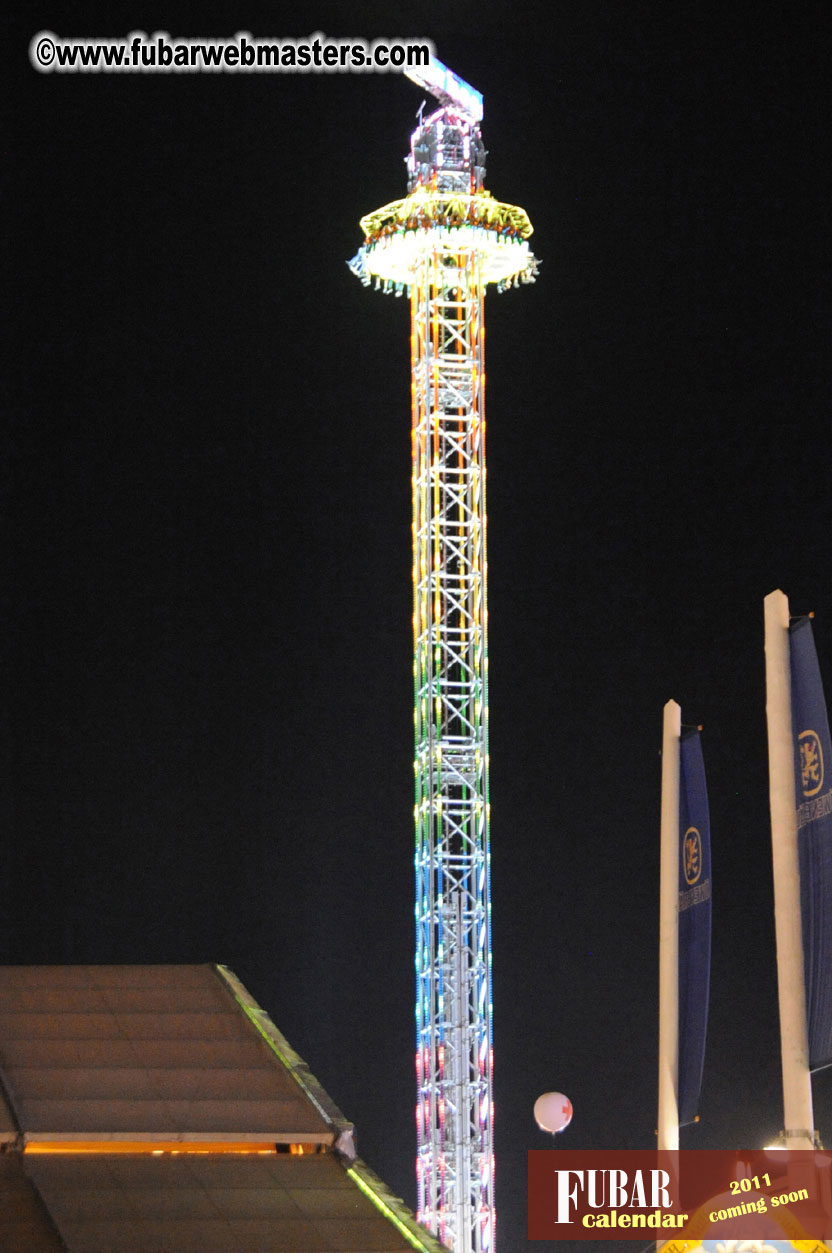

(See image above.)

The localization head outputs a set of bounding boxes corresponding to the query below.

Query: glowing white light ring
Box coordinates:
[363,226,534,284]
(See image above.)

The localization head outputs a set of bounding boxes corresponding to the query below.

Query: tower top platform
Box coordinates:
[349,54,538,293]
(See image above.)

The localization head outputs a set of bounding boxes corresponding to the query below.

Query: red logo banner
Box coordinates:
[528,1149,832,1241]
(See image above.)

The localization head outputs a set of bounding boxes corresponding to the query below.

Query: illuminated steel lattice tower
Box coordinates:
[349,61,537,1253]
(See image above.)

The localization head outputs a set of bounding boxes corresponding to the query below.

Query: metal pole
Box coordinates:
[764,588,815,1147]
[658,699,681,1152]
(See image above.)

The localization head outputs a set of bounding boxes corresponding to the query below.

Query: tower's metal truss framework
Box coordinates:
[412,246,492,1252]
[349,65,536,1253]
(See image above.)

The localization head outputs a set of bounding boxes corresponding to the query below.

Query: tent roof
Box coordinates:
[0,964,333,1142]
[0,964,448,1252]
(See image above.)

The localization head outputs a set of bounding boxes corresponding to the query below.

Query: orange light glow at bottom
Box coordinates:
[24,1140,288,1156]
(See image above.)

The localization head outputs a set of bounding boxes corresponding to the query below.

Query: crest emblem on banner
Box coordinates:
[798,729,824,797]
[683,827,702,885]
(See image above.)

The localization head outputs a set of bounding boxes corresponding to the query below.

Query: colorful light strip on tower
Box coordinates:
[350,66,536,1253]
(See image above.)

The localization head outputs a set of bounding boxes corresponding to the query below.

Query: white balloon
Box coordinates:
[534,1092,573,1134]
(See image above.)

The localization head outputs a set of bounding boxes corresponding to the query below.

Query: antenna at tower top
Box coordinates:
[404,56,483,122]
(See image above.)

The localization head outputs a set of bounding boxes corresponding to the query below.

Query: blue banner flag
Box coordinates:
[677,729,711,1126]
[789,616,832,1070]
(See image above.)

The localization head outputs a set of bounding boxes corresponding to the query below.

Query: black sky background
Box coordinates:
[5,3,831,1249]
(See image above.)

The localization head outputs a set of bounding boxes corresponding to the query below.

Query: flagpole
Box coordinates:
[764,588,816,1148]
[658,699,681,1152]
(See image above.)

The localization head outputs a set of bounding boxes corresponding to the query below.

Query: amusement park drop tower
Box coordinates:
[349,60,538,1253]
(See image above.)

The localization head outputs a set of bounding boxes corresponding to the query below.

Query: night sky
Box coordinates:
[6,4,830,1249]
